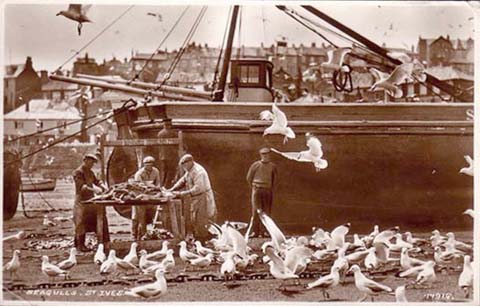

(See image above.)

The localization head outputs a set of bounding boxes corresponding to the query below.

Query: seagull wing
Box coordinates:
[464,155,473,166]
[306,136,323,157]
[265,247,287,273]
[81,5,92,15]
[68,4,82,13]
[258,210,287,250]
[369,68,389,82]
[227,225,248,259]
[364,278,392,292]
[271,103,288,128]
[271,148,307,162]
[307,273,334,289]
[284,246,313,272]
[260,110,273,121]
[244,216,254,242]
[387,52,411,64]
[388,64,412,85]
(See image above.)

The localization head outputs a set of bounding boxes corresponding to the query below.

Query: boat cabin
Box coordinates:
[228,58,274,102]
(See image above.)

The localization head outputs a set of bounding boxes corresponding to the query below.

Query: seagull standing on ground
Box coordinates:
[271,133,328,172]
[42,255,69,281]
[123,242,139,266]
[100,250,118,280]
[458,255,473,298]
[3,250,21,280]
[395,285,408,302]
[305,266,340,300]
[94,244,106,265]
[57,248,77,271]
[348,265,393,302]
[125,269,167,299]
[56,4,92,36]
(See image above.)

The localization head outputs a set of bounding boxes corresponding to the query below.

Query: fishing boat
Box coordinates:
[20,178,57,192]
[48,5,473,233]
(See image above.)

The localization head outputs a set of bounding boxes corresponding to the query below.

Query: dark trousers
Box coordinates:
[251,186,273,235]
[73,201,110,248]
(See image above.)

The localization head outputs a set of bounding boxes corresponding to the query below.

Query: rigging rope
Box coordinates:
[128,6,191,84]
[236,6,243,59]
[54,5,135,73]
[155,6,208,91]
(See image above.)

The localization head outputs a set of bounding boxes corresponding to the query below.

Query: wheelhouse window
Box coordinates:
[239,65,260,84]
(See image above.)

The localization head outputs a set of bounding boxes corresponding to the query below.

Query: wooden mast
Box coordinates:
[213,5,240,102]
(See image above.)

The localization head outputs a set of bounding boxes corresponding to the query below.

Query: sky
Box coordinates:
[2,1,477,72]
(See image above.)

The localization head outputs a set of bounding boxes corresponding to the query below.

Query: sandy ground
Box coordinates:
[2,180,474,303]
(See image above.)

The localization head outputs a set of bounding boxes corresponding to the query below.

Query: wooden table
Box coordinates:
[81,198,185,247]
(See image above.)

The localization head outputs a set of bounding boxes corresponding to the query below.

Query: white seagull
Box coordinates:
[257,210,287,254]
[146,241,170,261]
[348,265,393,302]
[194,240,217,256]
[305,266,341,300]
[331,223,350,249]
[138,250,160,271]
[459,155,473,176]
[260,102,295,144]
[458,255,473,298]
[57,247,77,271]
[143,250,176,275]
[395,285,408,302]
[463,209,474,219]
[265,246,299,289]
[94,243,106,265]
[413,261,436,287]
[321,47,352,72]
[400,248,426,271]
[3,250,21,280]
[100,250,118,279]
[125,269,167,300]
[123,242,139,266]
[271,133,328,172]
[56,4,92,36]
[42,255,69,281]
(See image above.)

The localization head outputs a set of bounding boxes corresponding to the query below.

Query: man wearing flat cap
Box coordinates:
[168,154,217,241]
[246,148,278,238]
[132,156,161,240]
[72,154,109,252]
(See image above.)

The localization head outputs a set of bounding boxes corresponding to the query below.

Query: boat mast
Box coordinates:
[213,5,240,102]
[298,5,472,102]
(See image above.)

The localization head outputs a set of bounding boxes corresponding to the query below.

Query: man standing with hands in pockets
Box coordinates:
[247,148,278,238]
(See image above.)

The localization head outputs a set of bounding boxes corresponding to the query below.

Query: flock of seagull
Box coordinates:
[3,206,474,301]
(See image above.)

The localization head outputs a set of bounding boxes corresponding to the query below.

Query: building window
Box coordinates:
[14,121,24,129]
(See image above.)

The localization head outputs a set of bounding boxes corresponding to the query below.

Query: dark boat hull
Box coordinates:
[115,102,474,234]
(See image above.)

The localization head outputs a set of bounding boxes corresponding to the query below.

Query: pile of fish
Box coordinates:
[142,228,174,241]
[89,182,173,202]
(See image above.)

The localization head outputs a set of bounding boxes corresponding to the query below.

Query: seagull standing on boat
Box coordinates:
[56,4,92,36]
[260,102,295,143]
[460,155,473,176]
[271,133,328,172]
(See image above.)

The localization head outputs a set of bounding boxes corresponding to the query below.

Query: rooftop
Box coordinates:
[4,99,81,120]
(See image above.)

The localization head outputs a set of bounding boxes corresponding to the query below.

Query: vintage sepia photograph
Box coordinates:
[1,0,478,304]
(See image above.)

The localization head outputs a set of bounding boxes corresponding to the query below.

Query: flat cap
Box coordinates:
[259,147,271,154]
[143,156,155,164]
[179,154,194,165]
[83,153,98,162]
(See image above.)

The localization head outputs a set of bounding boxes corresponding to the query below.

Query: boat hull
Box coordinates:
[116,102,474,233]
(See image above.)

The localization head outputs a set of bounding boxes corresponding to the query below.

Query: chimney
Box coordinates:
[40,70,49,85]
[25,56,33,70]
[311,42,316,48]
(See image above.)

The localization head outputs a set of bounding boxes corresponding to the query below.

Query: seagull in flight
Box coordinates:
[147,12,163,22]
[271,133,328,172]
[460,155,473,176]
[463,209,474,219]
[321,47,352,72]
[260,102,295,143]
[56,4,92,36]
